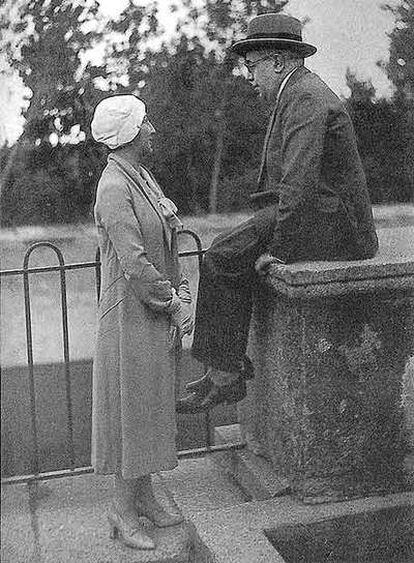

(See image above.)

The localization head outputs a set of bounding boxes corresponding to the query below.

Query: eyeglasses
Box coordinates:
[244,55,272,74]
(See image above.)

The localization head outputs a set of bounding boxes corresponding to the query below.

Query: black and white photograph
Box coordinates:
[1,0,413,561]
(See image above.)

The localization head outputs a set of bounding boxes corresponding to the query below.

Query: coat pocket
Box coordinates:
[99,297,125,320]
[99,276,126,320]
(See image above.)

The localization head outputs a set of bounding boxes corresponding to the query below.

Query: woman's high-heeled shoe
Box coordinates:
[108,511,155,550]
[136,500,184,528]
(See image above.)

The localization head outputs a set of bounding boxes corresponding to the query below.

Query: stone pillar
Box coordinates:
[239,227,414,503]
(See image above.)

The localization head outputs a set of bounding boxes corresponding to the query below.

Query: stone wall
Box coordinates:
[240,226,414,502]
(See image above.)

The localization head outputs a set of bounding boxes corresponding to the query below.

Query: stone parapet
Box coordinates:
[240,227,414,503]
[266,226,414,299]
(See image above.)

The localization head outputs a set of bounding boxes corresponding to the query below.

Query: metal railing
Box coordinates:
[1,229,245,485]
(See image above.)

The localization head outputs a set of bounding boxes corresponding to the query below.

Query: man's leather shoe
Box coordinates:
[177,369,213,413]
[177,366,249,413]
[200,376,247,410]
[176,392,205,414]
[186,358,253,395]
[185,371,212,395]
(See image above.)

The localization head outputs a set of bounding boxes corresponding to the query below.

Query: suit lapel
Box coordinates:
[257,66,309,188]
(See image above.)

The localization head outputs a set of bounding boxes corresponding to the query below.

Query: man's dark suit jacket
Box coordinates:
[251,66,378,263]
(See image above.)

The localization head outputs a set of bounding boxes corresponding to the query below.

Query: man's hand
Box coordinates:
[255,253,285,276]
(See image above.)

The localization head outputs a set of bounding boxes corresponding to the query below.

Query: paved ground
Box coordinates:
[1,456,246,563]
[2,455,413,563]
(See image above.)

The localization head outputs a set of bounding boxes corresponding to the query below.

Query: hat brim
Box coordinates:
[231,38,317,58]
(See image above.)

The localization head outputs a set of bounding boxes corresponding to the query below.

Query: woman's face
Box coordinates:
[137,116,156,156]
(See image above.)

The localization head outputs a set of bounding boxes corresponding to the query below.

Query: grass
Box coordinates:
[0,213,251,367]
[1,205,413,367]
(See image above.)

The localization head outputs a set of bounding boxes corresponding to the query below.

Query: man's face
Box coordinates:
[244,50,282,100]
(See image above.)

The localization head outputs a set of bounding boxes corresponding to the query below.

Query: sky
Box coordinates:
[1,0,397,146]
[287,0,396,99]
[98,0,397,98]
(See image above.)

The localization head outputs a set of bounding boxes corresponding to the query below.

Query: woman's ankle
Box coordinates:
[135,475,156,505]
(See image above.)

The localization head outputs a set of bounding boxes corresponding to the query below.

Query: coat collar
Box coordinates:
[268,65,310,105]
[257,67,310,188]
[107,153,172,247]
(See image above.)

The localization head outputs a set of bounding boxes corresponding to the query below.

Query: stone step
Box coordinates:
[159,456,248,518]
[189,490,414,563]
[212,424,290,501]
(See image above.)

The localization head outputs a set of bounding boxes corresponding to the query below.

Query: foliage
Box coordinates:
[345,70,412,203]
[383,0,414,99]
[0,141,106,227]
[0,0,109,226]
[380,0,414,201]
[1,0,105,142]
[0,0,412,228]
[103,0,286,214]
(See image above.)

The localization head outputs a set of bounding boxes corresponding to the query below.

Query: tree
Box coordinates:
[0,0,107,225]
[382,0,414,201]
[345,69,411,203]
[104,0,288,214]
[2,0,105,143]
[383,0,414,99]
[180,0,289,212]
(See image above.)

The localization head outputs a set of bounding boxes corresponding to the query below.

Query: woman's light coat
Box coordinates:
[92,153,188,478]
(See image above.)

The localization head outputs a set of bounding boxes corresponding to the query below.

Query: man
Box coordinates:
[177,13,378,413]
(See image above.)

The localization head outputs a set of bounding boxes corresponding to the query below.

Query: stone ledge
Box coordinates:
[190,492,414,563]
[266,226,414,298]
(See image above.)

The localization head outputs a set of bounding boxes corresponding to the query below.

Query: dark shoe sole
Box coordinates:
[200,378,247,410]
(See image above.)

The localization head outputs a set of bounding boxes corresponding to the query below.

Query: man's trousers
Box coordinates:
[191,216,269,372]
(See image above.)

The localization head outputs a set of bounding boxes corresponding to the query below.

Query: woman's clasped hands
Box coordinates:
[168,288,194,338]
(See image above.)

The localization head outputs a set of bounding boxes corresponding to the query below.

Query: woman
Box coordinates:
[91,95,193,550]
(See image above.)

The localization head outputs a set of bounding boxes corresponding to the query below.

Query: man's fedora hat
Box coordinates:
[231,13,317,58]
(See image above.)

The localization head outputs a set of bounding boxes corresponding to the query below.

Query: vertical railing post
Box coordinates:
[23,243,75,473]
[178,230,212,449]
[95,247,101,302]
[22,254,40,477]
[57,250,75,471]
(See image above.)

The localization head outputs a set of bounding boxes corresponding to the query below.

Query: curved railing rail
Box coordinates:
[1,229,245,485]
